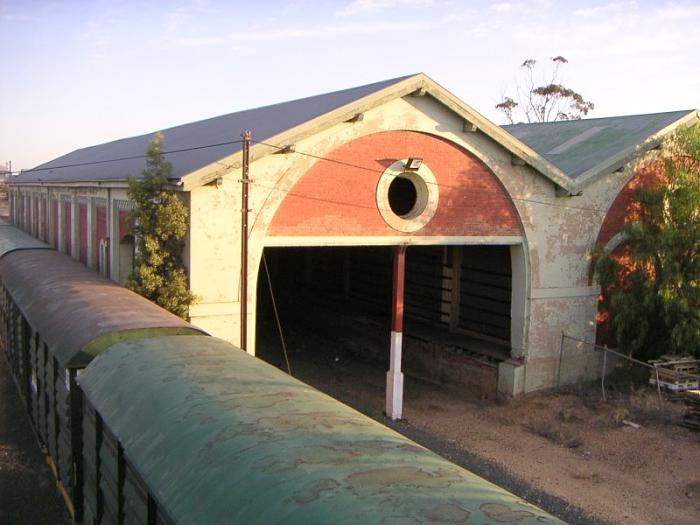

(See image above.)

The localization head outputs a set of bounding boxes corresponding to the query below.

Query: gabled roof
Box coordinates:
[14,74,698,195]
[15,73,574,192]
[505,109,699,188]
[15,75,414,185]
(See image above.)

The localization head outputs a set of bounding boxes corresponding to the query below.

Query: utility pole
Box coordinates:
[240,131,251,352]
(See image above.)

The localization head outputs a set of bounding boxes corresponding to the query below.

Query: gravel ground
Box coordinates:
[0,354,72,525]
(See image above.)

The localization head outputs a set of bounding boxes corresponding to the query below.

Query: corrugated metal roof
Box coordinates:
[0,248,204,368]
[503,110,695,179]
[79,335,563,525]
[0,223,50,258]
[15,75,415,184]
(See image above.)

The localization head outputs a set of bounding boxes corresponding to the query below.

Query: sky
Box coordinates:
[1,0,699,171]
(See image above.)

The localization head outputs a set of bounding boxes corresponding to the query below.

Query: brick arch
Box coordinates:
[594,163,664,346]
[266,131,522,238]
[595,163,665,249]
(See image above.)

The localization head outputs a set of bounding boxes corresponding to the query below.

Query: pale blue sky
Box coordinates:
[1,0,698,170]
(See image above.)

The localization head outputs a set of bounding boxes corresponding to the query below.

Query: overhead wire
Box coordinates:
[6,139,245,176]
[6,133,637,219]
[251,139,631,218]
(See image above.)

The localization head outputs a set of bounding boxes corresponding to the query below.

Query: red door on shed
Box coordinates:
[33,196,39,236]
[63,202,72,256]
[52,200,59,248]
[41,198,48,241]
[78,204,88,264]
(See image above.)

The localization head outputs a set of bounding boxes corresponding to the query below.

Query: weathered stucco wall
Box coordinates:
[10,96,666,395]
[186,96,533,360]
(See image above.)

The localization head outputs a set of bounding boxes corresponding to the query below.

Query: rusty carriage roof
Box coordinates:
[79,335,564,525]
[0,247,205,368]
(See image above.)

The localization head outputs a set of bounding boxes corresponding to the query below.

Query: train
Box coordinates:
[0,219,563,524]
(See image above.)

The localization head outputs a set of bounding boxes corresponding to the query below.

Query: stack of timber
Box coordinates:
[648,355,700,392]
[671,390,700,431]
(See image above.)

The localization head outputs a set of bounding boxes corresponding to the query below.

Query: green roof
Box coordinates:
[79,336,563,524]
[503,110,696,181]
[0,223,50,258]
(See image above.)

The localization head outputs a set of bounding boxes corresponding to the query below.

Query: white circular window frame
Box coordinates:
[376,159,439,233]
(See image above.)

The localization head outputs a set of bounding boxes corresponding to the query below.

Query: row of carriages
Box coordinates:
[0,219,563,524]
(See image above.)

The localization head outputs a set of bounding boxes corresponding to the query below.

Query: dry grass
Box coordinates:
[571,470,604,484]
[618,387,686,425]
[525,419,584,449]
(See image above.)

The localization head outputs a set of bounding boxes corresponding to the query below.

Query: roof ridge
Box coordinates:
[156,73,421,133]
[503,109,695,128]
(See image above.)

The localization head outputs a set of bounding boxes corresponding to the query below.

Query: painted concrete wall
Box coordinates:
[8,95,668,395]
[186,96,530,360]
[8,185,133,283]
[186,95,672,394]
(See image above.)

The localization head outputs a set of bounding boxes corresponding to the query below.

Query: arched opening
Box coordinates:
[255,244,514,397]
[255,130,527,403]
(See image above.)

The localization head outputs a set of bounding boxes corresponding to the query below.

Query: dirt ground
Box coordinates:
[282,349,700,525]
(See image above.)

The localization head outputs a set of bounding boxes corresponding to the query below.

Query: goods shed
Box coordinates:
[9,73,699,412]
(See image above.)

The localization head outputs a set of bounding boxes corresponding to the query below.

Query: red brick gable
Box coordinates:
[267,131,521,237]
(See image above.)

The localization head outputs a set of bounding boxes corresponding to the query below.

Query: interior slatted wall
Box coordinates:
[404,247,449,326]
[458,246,511,341]
[347,247,392,317]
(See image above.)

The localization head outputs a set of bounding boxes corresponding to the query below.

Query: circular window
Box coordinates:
[376,160,438,233]
[388,175,421,218]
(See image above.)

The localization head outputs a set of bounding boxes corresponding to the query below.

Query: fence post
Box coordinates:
[557,332,565,389]
[601,348,607,402]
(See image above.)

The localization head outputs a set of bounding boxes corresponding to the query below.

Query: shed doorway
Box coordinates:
[255,244,514,395]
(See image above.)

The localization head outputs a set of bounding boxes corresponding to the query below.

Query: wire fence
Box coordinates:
[557,334,699,402]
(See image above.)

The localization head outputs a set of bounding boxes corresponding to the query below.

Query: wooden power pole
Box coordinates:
[240,130,251,352]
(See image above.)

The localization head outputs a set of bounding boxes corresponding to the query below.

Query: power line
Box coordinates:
[247,178,640,225]
[8,139,245,176]
[252,139,626,217]
[7,133,636,219]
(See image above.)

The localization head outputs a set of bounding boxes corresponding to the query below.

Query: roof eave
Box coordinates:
[179,74,428,191]
[569,109,700,193]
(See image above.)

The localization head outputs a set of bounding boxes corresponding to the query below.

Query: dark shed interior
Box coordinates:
[256,244,513,390]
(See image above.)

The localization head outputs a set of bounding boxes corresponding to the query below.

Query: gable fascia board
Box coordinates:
[418,76,576,194]
[180,73,575,193]
[570,109,700,193]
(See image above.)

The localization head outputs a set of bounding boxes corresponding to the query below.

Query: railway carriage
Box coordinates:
[78,335,562,524]
[0,223,204,519]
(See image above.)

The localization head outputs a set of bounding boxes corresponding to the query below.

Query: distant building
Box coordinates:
[0,162,10,181]
[8,74,699,408]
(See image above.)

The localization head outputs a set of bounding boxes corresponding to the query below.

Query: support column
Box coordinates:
[386,245,406,420]
[109,200,120,283]
[87,198,95,269]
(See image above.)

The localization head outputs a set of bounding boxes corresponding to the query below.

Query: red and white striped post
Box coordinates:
[386,245,407,420]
